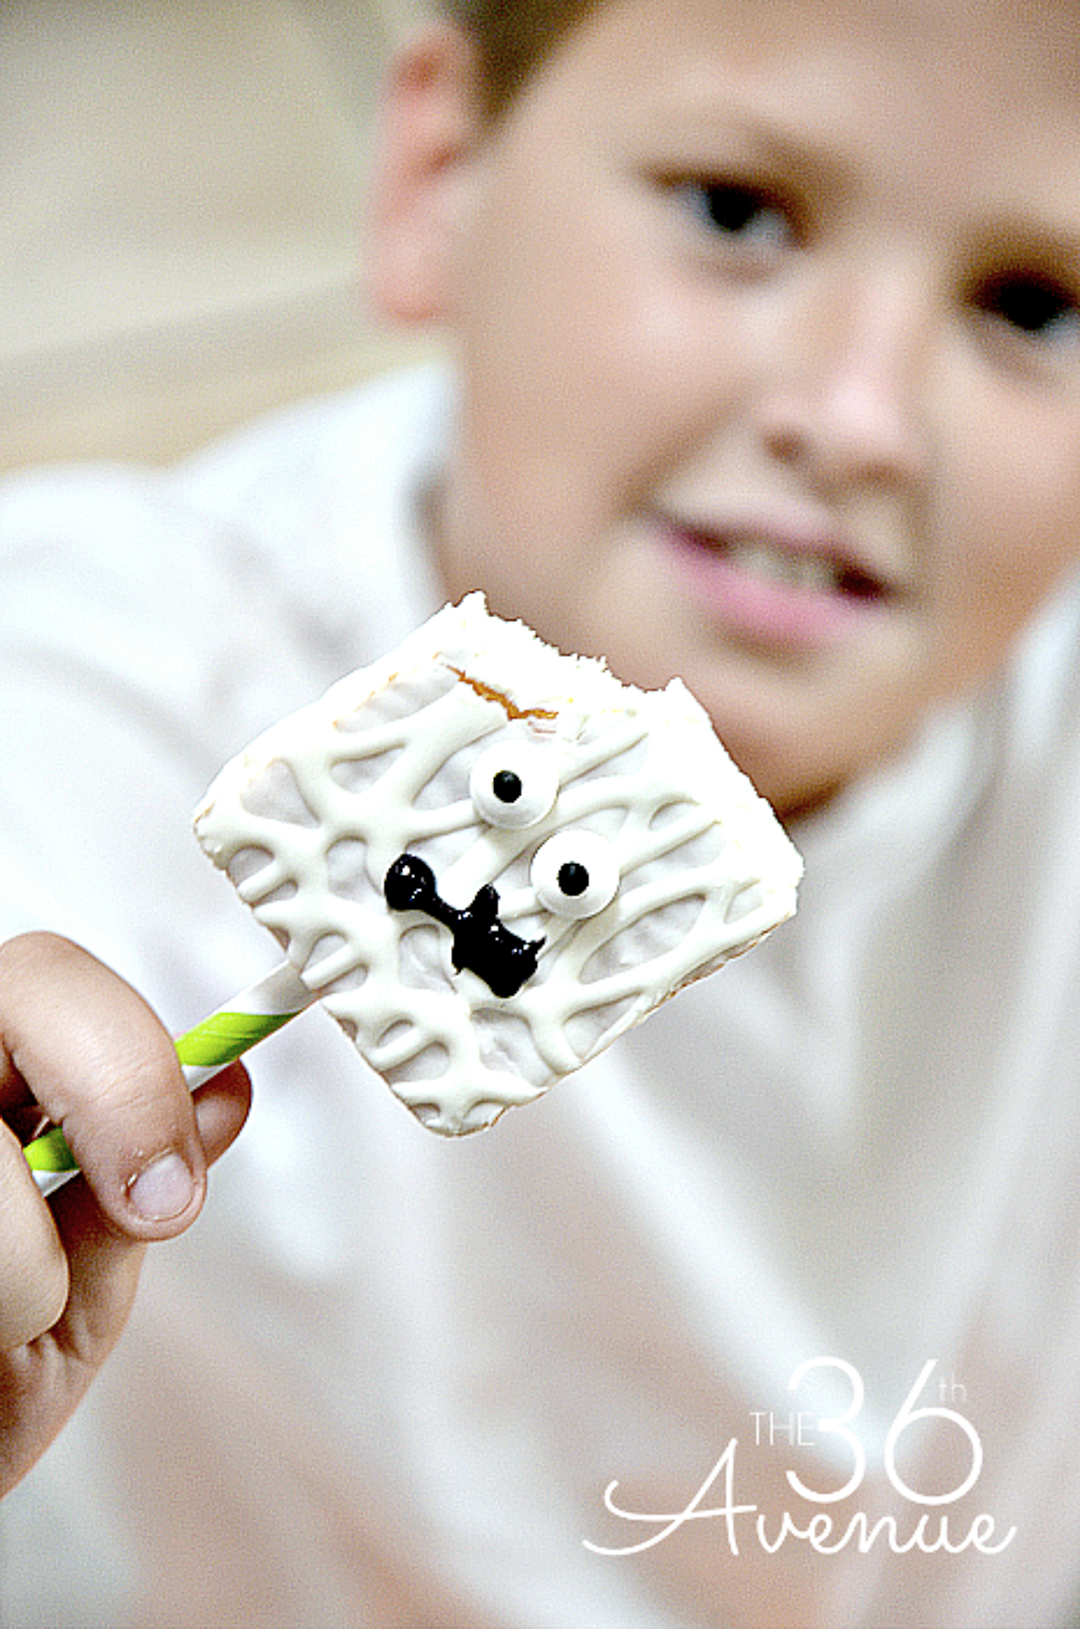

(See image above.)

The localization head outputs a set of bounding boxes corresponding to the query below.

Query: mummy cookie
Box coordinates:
[194,594,802,1134]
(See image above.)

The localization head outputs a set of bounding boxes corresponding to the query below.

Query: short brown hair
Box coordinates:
[439,0,600,120]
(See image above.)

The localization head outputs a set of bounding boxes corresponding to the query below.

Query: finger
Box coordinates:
[190,1062,252,1168]
[0,1064,251,1356]
[0,933,205,1240]
[0,1119,68,1348]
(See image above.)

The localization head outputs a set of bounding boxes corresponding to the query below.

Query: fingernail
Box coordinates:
[128,1152,195,1221]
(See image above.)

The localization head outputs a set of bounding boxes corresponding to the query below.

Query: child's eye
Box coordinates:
[973,270,1080,344]
[674,180,798,254]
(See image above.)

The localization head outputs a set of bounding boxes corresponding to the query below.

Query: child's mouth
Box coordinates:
[716,535,888,599]
[656,510,901,650]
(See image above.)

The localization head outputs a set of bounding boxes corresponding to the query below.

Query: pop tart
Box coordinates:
[193,594,802,1134]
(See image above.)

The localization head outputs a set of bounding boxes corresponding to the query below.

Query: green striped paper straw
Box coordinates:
[25,961,315,1199]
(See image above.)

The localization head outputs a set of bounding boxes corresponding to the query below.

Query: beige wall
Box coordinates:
[1,0,441,471]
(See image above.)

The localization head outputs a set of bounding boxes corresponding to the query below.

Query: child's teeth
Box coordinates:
[726,540,842,593]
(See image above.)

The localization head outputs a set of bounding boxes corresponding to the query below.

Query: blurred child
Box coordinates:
[5,0,1080,1623]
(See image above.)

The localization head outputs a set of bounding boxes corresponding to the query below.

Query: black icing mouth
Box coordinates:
[384,853,545,1000]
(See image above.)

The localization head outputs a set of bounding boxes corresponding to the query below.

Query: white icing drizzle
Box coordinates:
[194,595,802,1134]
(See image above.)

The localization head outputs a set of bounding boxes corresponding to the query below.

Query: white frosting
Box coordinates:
[194,595,803,1134]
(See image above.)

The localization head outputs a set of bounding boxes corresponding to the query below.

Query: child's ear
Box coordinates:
[368,23,485,324]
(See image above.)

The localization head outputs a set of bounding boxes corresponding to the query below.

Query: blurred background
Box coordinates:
[0,0,440,473]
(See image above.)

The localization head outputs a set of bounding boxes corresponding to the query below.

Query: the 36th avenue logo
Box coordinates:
[584,1358,1017,1558]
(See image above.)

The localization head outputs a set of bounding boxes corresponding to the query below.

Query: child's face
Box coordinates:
[381,0,1080,816]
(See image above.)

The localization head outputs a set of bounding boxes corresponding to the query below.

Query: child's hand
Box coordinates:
[0,933,250,1495]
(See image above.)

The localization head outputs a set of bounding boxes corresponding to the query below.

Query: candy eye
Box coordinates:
[531,830,620,919]
[469,741,560,829]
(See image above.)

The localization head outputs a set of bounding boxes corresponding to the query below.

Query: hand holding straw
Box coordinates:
[23,961,315,1199]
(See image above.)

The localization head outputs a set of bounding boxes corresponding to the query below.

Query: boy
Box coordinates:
[5,0,1080,1622]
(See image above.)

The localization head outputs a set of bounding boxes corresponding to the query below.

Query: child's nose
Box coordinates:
[758,268,931,497]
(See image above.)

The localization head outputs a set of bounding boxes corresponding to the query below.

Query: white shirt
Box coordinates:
[3,365,1080,1628]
